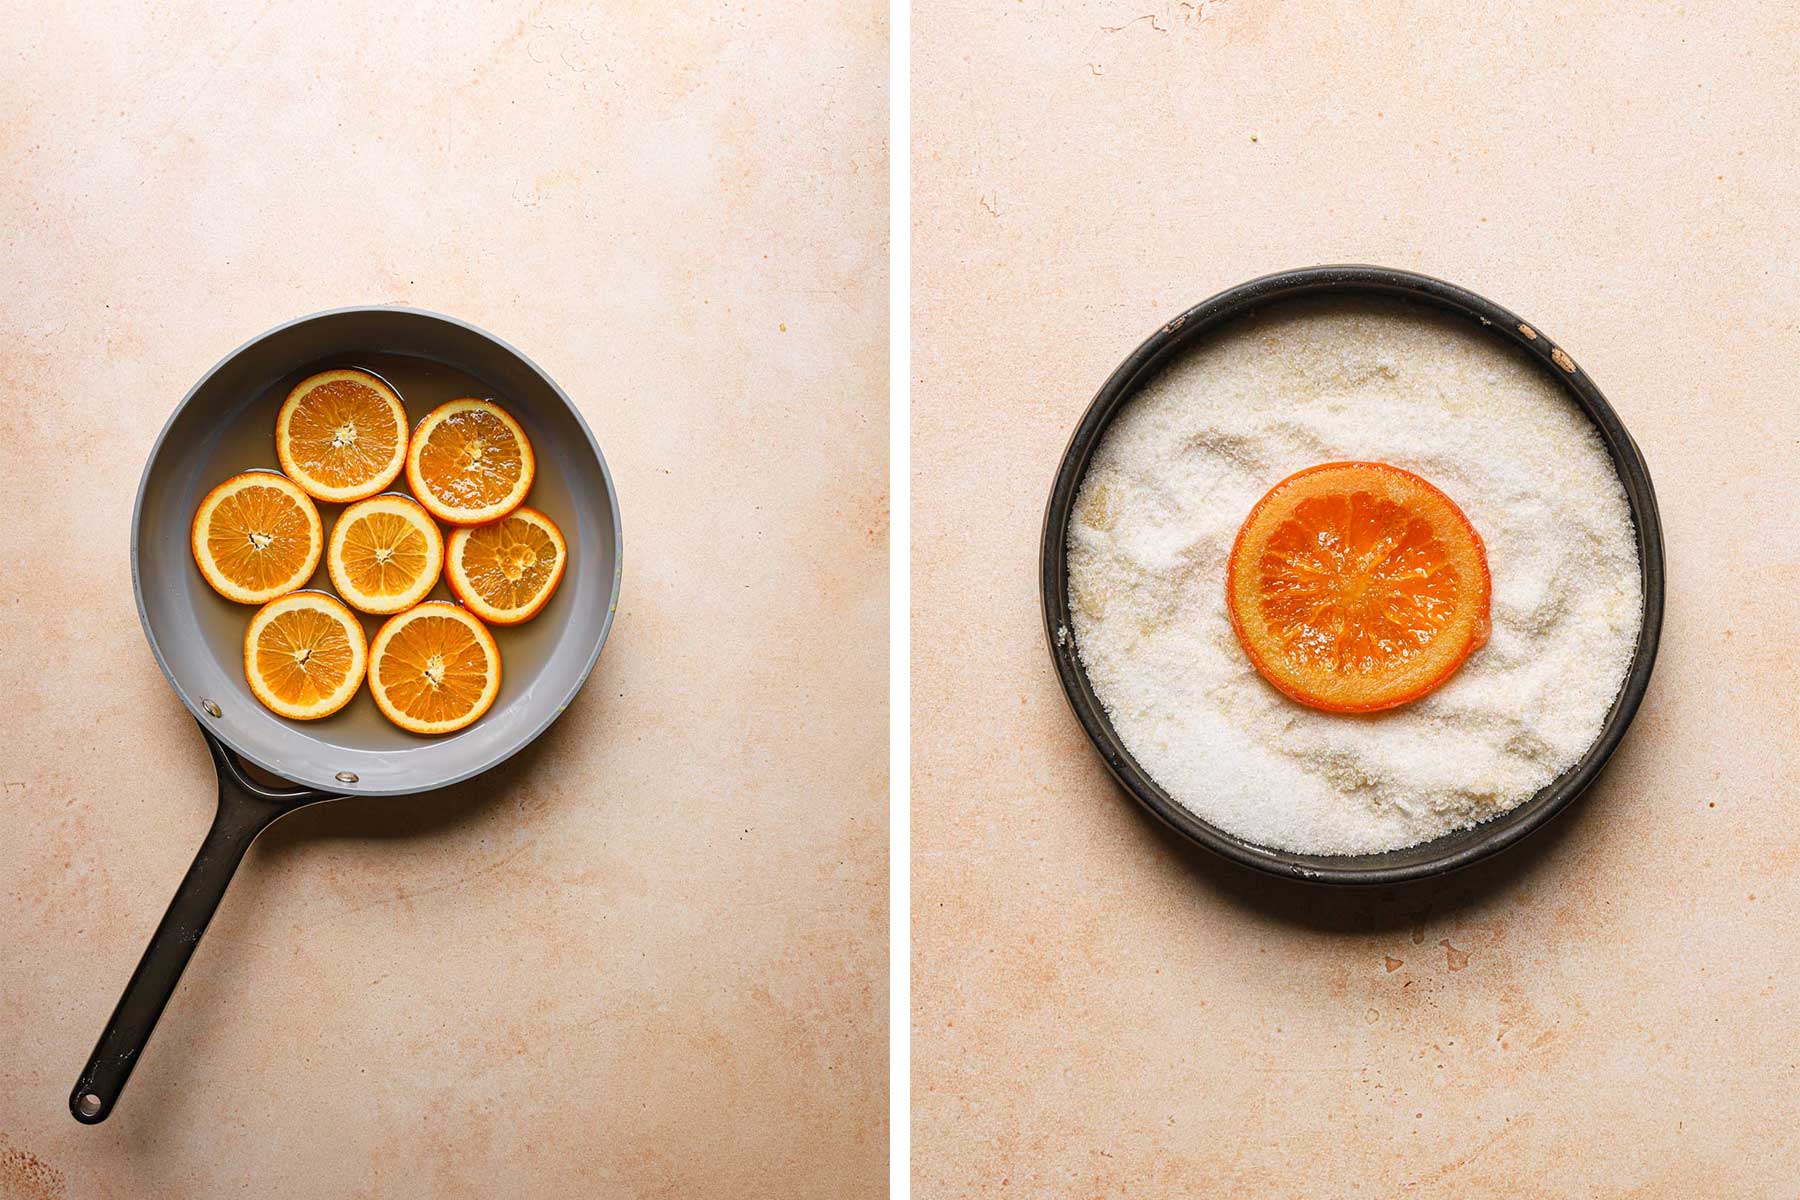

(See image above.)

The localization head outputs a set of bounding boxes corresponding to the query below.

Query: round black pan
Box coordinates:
[71,307,622,1122]
[1040,265,1664,887]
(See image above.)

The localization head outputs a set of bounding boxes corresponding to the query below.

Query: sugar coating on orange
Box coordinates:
[1226,462,1490,713]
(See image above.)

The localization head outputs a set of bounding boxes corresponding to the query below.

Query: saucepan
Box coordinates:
[70,306,622,1122]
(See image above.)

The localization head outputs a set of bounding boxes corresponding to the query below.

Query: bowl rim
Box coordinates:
[1039,264,1666,885]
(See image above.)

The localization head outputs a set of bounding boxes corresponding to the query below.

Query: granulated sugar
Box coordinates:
[1067,297,1642,855]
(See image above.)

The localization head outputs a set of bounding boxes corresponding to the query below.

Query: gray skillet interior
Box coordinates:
[133,307,622,795]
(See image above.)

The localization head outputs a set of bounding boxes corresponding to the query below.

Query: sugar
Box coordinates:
[1067,297,1642,855]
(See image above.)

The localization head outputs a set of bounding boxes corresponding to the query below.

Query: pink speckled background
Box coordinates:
[0,3,886,1197]
[913,2,1800,1195]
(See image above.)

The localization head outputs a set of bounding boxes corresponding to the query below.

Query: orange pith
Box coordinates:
[243,592,367,720]
[444,507,566,625]
[367,602,501,735]
[1225,462,1490,714]
[191,472,323,604]
[327,494,445,615]
[276,369,408,502]
[404,399,534,525]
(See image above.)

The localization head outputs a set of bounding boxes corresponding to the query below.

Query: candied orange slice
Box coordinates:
[404,399,535,526]
[327,494,445,615]
[243,591,367,719]
[191,471,324,604]
[367,601,501,735]
[276,369,409,502]
[444,506,567,625]
[1225,462,1490,713]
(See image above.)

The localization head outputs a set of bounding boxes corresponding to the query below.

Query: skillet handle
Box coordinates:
[69,731,336,1124]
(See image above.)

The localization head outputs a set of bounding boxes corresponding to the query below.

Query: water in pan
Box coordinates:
[186,353,578,752]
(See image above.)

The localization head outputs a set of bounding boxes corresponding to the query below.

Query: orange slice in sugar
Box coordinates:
[1225,461,1490,713]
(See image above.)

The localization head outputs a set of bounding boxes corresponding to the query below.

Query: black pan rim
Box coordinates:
[130,304,624,797]
[1039,264,1666,886]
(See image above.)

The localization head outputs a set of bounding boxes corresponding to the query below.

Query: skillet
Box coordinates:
[69,306,622,1122]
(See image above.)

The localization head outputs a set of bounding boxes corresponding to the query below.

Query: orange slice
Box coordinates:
[243,591,368,719]
[276,369,409,503]
[444,506,568,625]
[1225,461,1490,713]
[191,471,324,604]
[404,399,535,526]
[327,493,445,614]
[367,602,502,735]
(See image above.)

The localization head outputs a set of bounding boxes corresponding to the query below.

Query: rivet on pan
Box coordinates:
[336,771,359,784]
[201,699,222,718]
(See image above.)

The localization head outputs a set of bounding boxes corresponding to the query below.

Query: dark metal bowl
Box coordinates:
[1040,266,1664,885]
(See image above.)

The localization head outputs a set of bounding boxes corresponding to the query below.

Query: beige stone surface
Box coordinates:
[914,2,1799,1195]
[0,4,886,1197]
